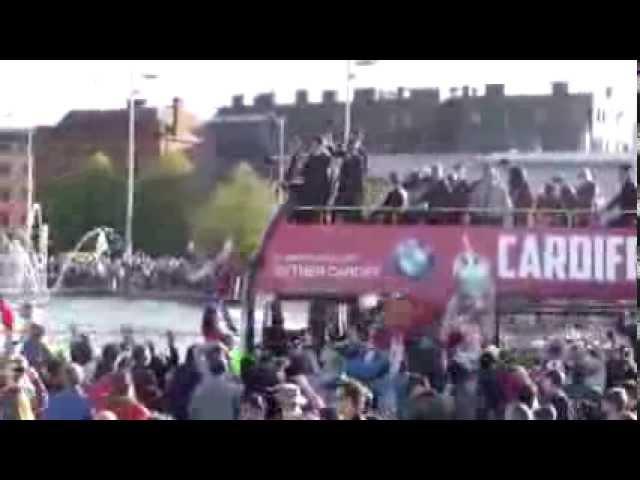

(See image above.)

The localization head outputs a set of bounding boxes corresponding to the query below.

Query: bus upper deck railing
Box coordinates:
[285,205,637,229]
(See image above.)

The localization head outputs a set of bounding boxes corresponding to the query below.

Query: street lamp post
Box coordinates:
[124,73,157,263]
[343,60,377,145]
[277,116,285,204]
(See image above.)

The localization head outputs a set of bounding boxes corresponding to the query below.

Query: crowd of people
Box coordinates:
[47,250,240,297]
[1,298,636,421]
[282,131,636,228]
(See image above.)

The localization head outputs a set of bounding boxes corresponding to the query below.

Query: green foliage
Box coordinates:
[142,150,194,180]
[42,152,126,253]
[191,163,276,260]
[133,154,196,256]
[364,176,389,207]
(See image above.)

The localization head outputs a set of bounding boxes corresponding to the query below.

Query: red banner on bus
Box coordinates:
[256,224,636,306]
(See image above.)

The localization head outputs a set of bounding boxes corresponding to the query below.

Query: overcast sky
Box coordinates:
[0,60,636,130]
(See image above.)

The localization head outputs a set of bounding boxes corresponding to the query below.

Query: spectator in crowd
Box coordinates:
[104,370,151,420]
[534,405,557,420]
[604,164,637,228]
[272,382,318,420]
[621,380,636,412]
[42,363,92,420]
[0,357,35,420]
[539,369,573,421]
[238,392,267,420]
[574,168,598,227]
[468,164,511,226]
[507,166,534,227]
[505,402,533,420]
[601,387,629,420]
[165,345,201,420]
[131,344,163,412]
[94,410,117,420]
[188,345,242,420]
[336,378,373,420]
[21,323,54,374]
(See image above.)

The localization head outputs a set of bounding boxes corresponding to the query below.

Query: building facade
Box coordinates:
[0,129,30,228]
[212,82,597,158]
[34,97,199,190]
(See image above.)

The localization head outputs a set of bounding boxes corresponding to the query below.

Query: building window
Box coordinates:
[470,112,482,125]
[535,108,547,125]
[403,113,413,129]
[389,113,398,130]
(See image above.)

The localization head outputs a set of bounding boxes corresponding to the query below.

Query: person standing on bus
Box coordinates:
[375,172,408,224]
[467,164,511,226]
[300,136,332,222]
[334,136,366,222]
[604,164,636,228]
[507,166,534,227]
[420,164,452,225]
[574,168,598,227]
[449,163,471,224]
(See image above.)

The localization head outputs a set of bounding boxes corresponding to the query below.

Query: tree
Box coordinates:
[141,150,194,180]
[133,151,196,256]
[191,162,276,260]
[41,152,126,253]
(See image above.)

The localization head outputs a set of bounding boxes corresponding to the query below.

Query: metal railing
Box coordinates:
[286,205,637,228]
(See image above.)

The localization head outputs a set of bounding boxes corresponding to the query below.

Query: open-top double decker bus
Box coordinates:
[240,156,637,355]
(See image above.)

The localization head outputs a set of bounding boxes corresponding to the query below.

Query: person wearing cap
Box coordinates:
[42,363,92,420]
[604,164,636,228]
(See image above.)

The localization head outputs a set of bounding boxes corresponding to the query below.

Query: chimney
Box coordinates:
[471,88,478,97]
[605,86,613,99]
[322,90,337,104]
[134,99,147,108]
[397,87,405,100]
[295,90,308,106]
[462,86,469,98]
[254,93,275,110]
[485,84,505,97]
[171,97,182,136]
[552,82,569,96]
[232,95,244,109]
[449,87,459,98]
[353,88,376,104]
[409,88,440,103]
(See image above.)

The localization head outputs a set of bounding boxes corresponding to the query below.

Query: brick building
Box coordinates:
[0,129,30,227]
[34,97,199,190]
[209,82,596,162]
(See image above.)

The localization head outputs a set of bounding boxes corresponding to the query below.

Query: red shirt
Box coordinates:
[87,374,115,412]
[105,398,151,421]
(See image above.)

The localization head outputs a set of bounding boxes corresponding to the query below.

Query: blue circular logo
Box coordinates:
[393,239,435,281]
